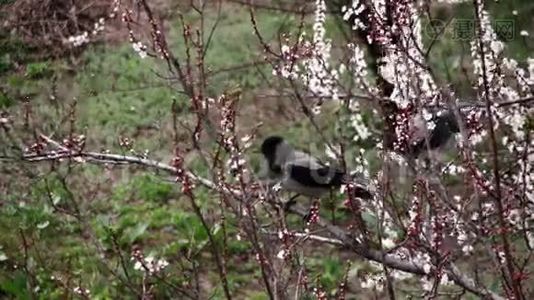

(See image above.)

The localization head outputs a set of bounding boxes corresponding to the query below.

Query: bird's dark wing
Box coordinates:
[428,117,455,149]
[287,164,345,188]
[348,185,373,199]
[409,113,457,157]
[288,164,373,199]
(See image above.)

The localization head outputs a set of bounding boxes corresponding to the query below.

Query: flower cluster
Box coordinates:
[109,0,120,19]
[306,201,321,227]
[66,32,89,47]
[407,194,423,238]
[73,286,91,297]
[218,94,248,181]
[61,134,86,151]
[420,273,452,294]
[348,43,371,91]
[470,5,508,100]
[92,18,106,36]
[132,41,148,59]
[349,113,372,142]
[380,21,438,109]
[274,0,339,111]
[360,272,385,291]
[275,229,296,261]
[65,6,115,49]
[118,136,133,149]
[341,0,366,30]
[272,43,301,79]
[131,249,169,275]
[171,151,195,195]
[301,0,339,100]
[312,286,328,300]
[356,257,416,288]
[122,8,164,60]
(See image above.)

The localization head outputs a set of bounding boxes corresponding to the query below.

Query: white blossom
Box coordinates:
[350,114,371,141]
[132,41,148,59]
[240,135,253,149]
[73,287,90,296]
[66,32,89,47]
[360,273,385,291]
[133,255,169,275]
[300,0,338,99]
[341,0,367,30]
[276,249,286,260]
[349,43,371,90]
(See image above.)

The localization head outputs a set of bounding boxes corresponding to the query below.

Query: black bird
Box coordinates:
[381,99,461,158]
[408,111,460,158]
[260,136,372,200]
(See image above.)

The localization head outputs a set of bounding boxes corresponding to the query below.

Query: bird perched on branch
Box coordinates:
[407,110,461,158]
[260,136,372,207]
[381,99,462,160]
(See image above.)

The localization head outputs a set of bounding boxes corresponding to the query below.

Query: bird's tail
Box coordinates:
[343,171,373,199]
[350,185,373,199]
